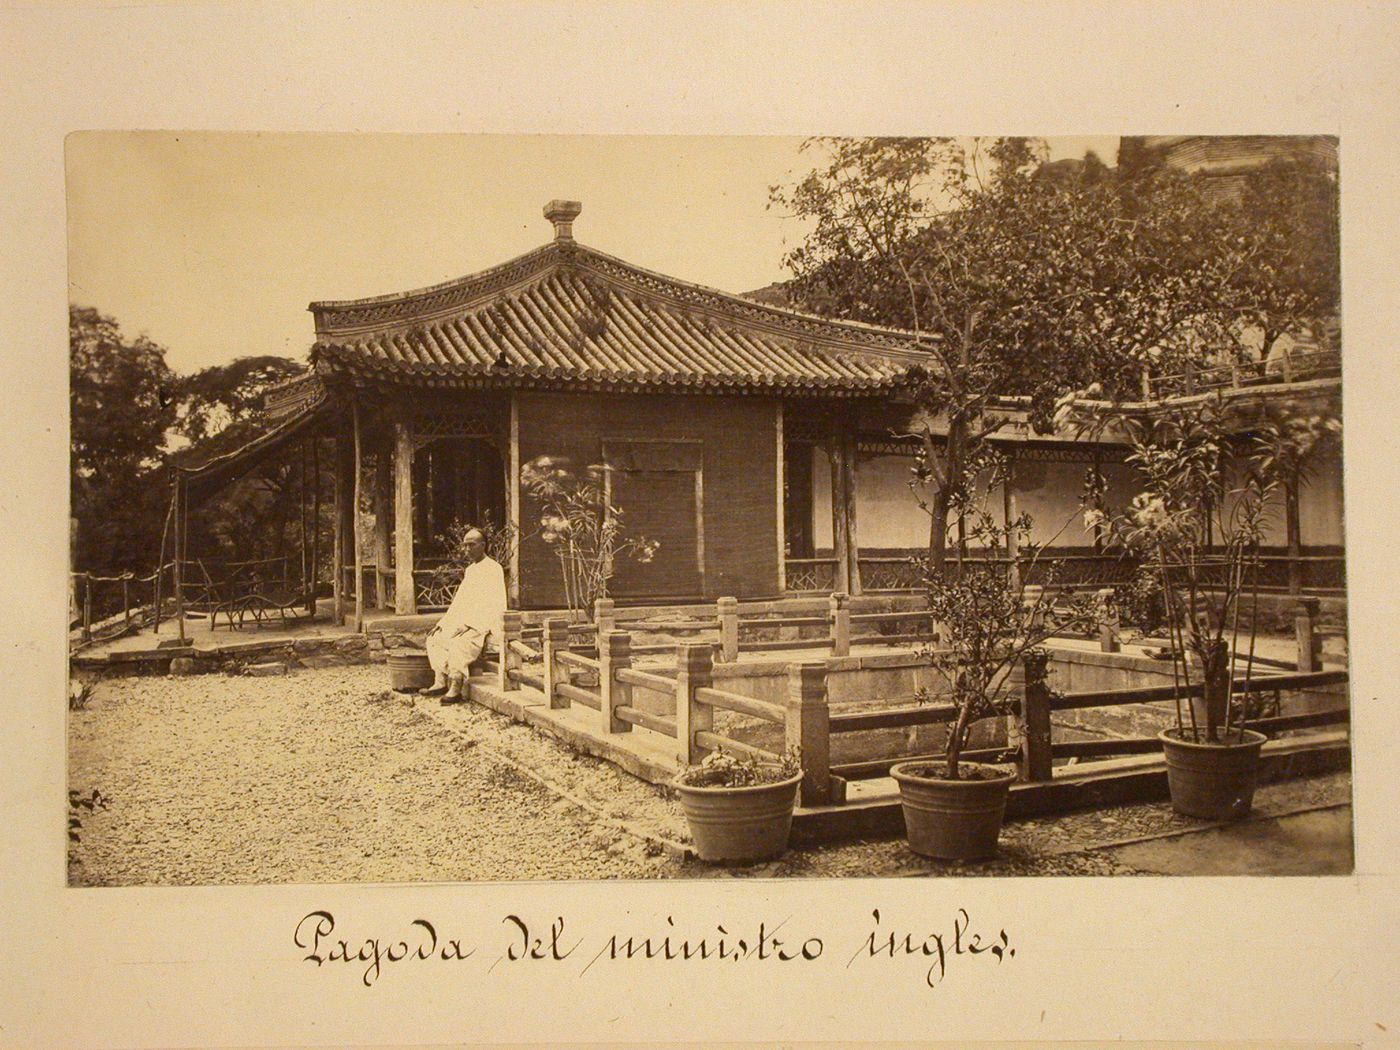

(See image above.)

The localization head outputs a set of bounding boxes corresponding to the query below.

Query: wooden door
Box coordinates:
[608,468,702,599]
[603,439,704,600]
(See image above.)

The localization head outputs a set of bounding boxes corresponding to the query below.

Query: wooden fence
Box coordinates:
[70,563,175,643]
[489,608,1348,809]
[513,587,1329,673]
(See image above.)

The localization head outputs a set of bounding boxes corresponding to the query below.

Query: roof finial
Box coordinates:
[544,199,582,242]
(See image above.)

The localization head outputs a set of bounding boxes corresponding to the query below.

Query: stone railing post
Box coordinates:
[1295,597,1321,673]
[593,597,615,644]
[717,596,739,663]
[1022,584,1045,632]
[497,610,522,692]
[674,642,714,766]
[829,591,850,657]
[1018,650,1053,782]
[1097,588,1120,653]
[543,617,570,709]
[599,631,633,735]
[785,661,831,807]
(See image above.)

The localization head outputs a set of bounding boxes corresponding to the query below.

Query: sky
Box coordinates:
[66,134,1121,375]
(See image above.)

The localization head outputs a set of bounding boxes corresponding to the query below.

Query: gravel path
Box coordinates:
[67,666,1352,885]
[68,668,674,885]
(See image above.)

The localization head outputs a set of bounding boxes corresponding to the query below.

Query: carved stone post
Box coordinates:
[543,617,570,709]
[1097,588,1121,653]
[1295,597,1321,673]
[674,642,714,766]
[785,661,831,806]
[497,610,522,692]
[1018,650,1054,782]
[828,591,851,657]
[600,631,633,734]
[1022,584,1045,633]
[717,596,739,663]
[594,597,616,643]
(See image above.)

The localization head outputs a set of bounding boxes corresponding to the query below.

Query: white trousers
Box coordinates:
[425,625,486,677]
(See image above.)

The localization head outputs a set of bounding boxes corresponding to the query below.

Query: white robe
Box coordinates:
[425,556,507,677]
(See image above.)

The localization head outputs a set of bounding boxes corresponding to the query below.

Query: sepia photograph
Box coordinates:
[65,132,1351,886]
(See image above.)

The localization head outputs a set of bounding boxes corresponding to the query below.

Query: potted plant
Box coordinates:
[893,451,1096,860]
[1092,399,1338,819]
[673,748,802,863]
[520,455,658,622]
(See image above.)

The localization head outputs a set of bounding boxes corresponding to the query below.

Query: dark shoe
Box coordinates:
[419,684,448,697]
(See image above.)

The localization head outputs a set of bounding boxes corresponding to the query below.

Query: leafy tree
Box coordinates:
[69,306,178,573]
[177,355,305,450]
[771,137,1337,573]
[1228,156,1340,357]
[171,356,313,572]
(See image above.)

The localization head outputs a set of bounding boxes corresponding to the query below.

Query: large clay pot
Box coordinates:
[386,648,434,692]
[889,761,1017,861]
[673,771,802,863]
[1158,728,1267,820]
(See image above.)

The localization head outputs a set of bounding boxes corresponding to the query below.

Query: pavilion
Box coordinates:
[174,200,1344,627]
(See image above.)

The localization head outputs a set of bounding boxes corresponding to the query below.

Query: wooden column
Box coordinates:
[507,393,521,606]
[842,417,861,596]
[351,400,365,633]
[393,415,417,615]
[333,422,354,626]
[775,401,786,594]
[307,438,320,615]
[829,415,861,596]
[174,477,187,644]
[372,441,392,609]
[1285,474,1303,597]
[1004,454,1020,591]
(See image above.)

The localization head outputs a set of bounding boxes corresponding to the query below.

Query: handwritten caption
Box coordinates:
[293,907,1014,989]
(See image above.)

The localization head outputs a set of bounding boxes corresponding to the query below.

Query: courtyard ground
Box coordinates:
[67,665,1352,886]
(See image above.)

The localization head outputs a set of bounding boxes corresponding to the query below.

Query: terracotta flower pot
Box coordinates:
[673,771,802,863]
[386,648,433,692]
[1158,728,1267,820]
[889,761,1017,861]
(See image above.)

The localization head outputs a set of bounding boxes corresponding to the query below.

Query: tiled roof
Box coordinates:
[309,242,928,396]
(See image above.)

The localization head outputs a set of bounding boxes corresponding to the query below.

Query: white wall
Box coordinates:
[1300,447,1344,545]
[812,450,1136,551]
[811,446,1342,555]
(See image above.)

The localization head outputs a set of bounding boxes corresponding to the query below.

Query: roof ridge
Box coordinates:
[562,242,934,357]
[308,238,934,363]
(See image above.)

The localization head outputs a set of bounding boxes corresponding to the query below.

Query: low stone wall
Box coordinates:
[1044,644,1349,741]
[75,626,432,681]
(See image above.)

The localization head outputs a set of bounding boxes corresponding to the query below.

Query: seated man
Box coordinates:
[421,528,507,701]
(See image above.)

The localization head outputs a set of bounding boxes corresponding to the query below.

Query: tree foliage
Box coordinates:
[70,307,313,579]
[771,137,1339,571]
[69,306,178,573]
[177,355,305,451]
[171,356,313,572]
